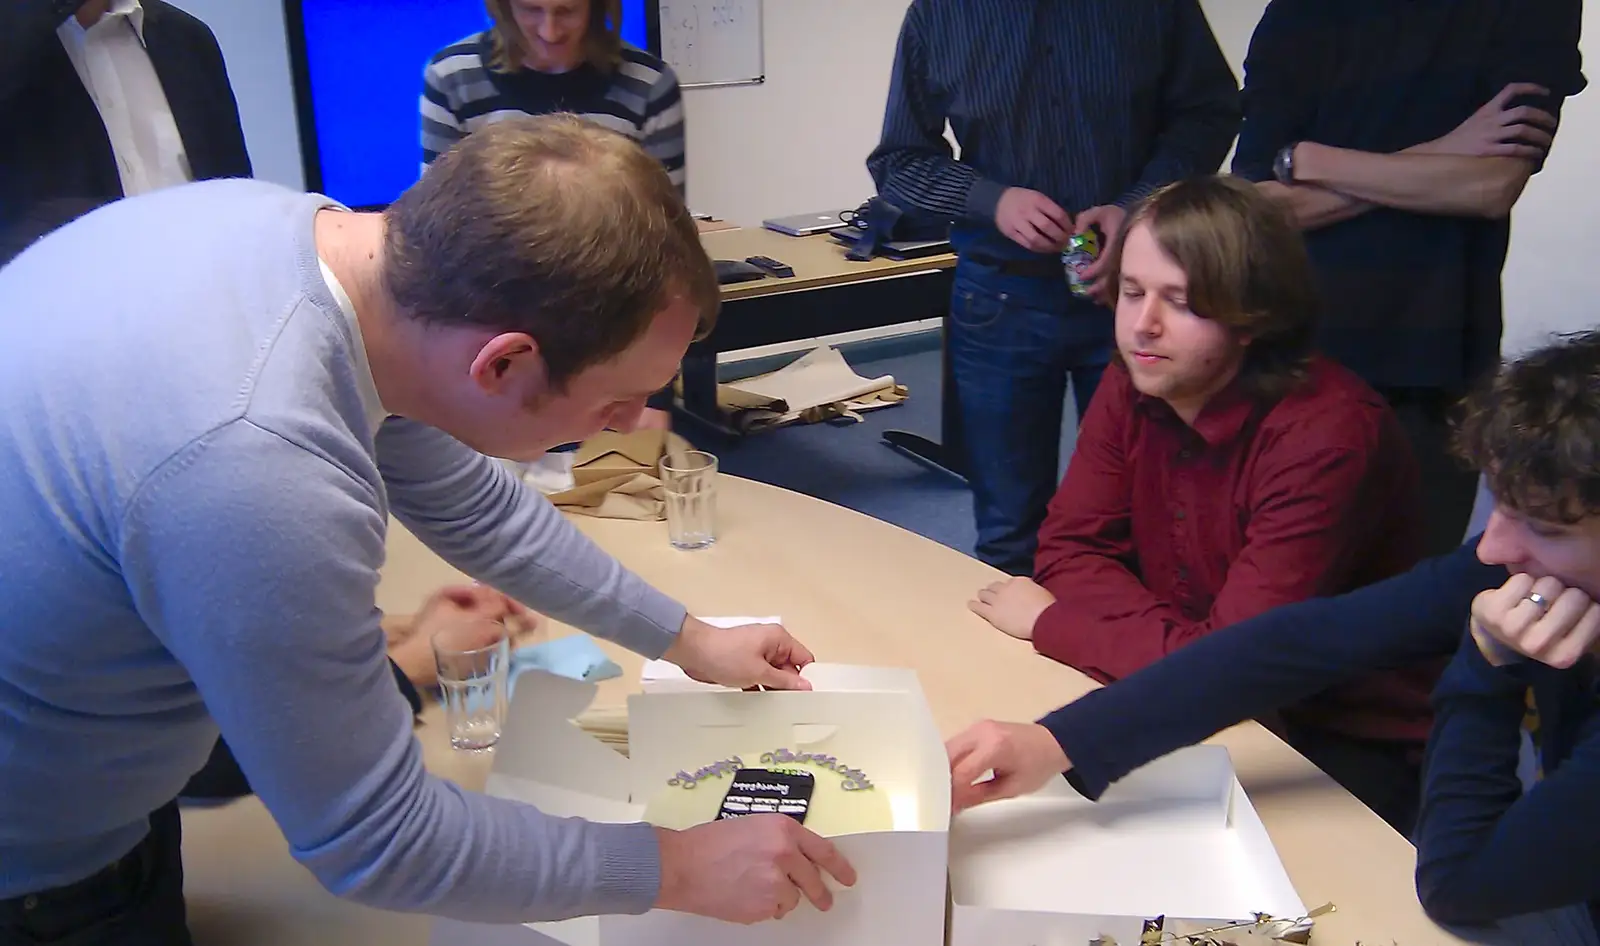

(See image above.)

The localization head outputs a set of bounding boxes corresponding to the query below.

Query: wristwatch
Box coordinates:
[1272,143,1299,186]
[52,0,89,21]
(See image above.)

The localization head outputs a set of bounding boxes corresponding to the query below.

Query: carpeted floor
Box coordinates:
[698,331,1080,562]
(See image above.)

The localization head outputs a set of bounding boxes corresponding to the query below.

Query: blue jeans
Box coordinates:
[948,265,1113,576]
[0,802,192,945]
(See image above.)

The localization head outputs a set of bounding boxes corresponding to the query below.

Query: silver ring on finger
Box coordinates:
[1525,591,1551,615]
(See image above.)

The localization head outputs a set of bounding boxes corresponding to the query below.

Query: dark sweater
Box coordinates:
[0,0,252,265]
[1042,540,1600,930]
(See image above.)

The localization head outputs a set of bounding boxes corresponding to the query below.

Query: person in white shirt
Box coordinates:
[1,0,253,263]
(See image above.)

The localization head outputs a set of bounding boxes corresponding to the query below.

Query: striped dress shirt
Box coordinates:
[867,0,1241,260]
[420,33,686,196]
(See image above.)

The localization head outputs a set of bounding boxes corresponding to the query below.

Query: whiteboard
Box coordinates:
[657,0,764,87]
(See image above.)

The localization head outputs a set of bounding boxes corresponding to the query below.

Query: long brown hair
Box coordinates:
[1104,175,1319,402]
[484,0,625,73]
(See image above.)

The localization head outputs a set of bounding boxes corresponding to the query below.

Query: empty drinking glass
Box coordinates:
[431,618,511,752]
[660,449,718,550]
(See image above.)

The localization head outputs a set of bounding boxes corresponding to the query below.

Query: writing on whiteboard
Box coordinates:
[657,0,763,85]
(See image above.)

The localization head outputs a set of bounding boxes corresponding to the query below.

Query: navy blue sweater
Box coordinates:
[1042,539,1600,928]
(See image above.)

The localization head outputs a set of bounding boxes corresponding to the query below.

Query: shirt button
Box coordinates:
[1177,566,1190,580]
[1179,449,1192,460]
[1175,510,1186,521]
[22,895,38,911]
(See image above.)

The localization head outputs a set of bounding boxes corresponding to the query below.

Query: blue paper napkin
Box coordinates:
[511,634,623,690]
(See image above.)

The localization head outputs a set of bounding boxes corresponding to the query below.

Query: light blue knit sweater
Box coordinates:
[0,179,683,921]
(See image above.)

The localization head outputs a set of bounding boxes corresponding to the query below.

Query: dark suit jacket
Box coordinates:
[1,0,252,265]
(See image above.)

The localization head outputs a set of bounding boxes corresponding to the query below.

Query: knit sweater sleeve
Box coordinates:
[119,418,662,921]
[376,417,685,657]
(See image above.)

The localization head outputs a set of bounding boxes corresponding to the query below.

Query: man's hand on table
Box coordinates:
[946,720,1070,812]
[969,576,1055,641]
[655,813,857,922]
[661,616,816,690]
[1471,571,1600,669]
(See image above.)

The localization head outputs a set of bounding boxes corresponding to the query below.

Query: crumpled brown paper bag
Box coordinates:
[544,429,697,520]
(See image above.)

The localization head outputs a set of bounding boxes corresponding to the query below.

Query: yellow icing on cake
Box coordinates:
[642,748,893,837]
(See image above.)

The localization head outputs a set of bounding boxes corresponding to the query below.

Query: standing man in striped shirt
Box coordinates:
[421,0,685,428]
[868,1,1240,577]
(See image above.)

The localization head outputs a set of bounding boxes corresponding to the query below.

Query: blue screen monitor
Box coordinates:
[285,0,656,208]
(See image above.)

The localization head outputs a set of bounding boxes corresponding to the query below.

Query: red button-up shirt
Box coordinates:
[1032,357,1442,742]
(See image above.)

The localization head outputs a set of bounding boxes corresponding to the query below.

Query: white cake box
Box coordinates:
[431,663,952,946]
[948,744,1308,946]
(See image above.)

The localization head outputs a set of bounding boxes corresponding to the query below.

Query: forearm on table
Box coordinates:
[1255,180,1373,230]
[1293,143,1533,219]
[378,421,684,657]
[1040,547,1497,799]
[1030,560,1199,682]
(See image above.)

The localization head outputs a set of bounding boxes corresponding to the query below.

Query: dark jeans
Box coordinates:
[1282,720,1424,838]
[949,268,1113,576]
[1381,387,1480,558]
[0,803,191,946]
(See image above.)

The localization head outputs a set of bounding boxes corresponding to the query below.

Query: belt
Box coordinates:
[963,251,1064,281]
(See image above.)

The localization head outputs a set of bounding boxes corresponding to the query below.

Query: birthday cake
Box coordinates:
[643,747,894,837]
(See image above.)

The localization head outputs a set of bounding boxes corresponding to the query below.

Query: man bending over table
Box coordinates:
[951,329,1600,940]
[967,174,1439,834]
[0,115,853,944]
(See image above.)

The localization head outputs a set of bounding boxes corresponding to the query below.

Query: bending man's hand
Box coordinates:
[946,720,1070,812]
[661,616,816,690]
[1470,571,1600,669]
[655,814,857,922]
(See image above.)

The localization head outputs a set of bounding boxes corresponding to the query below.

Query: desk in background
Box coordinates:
[180,475,1467,946]
[683,227,955,438]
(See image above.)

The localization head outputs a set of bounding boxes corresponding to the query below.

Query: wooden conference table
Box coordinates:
[178,476,1467,946]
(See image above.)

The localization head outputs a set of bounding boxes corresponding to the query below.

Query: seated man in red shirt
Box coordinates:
[969,174,1441,834]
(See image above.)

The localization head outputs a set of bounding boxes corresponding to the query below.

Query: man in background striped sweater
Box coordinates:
[421,0,686,430]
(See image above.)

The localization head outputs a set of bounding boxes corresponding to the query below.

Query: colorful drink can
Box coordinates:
[1061,229,1101,298]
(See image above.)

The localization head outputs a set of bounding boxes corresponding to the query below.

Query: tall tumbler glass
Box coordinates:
[431,618,511,752]
[660,449,718,550]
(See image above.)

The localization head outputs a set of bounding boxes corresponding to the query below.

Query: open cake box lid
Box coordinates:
[948,743,1309,946]
[466,663,954,946]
